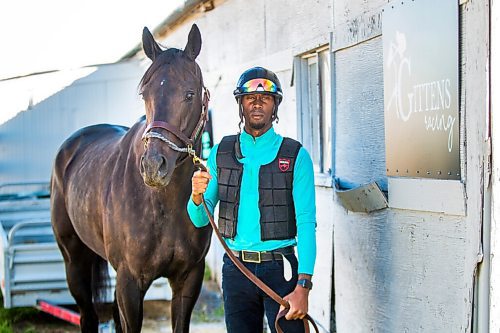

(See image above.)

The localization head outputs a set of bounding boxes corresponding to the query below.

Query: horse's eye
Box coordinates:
[185,92,195,101]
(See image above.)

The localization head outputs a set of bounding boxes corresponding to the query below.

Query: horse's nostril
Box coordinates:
[140,156,146,173]
[141,153,170,181]
[158,155,168,177]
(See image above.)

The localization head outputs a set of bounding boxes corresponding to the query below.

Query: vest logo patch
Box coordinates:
[278,158,290,172]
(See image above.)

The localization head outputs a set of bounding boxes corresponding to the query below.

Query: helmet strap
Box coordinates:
[238,99,244,132]
[272,103,279,124]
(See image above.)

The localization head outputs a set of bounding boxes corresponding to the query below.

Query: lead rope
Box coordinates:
[191,159,319,333]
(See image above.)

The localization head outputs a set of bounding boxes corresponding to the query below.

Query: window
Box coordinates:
[296,46,332,180]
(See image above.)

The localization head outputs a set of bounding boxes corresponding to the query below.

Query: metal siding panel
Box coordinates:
[334,37,387,190]
[105,79,144,127]
[333,204,471,332]
[0,62,144,183]
[332,1,486,332]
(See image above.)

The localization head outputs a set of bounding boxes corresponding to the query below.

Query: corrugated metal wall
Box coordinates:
[0,60,145,184]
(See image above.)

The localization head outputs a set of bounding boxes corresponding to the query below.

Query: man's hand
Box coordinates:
[191,169,212,205]
[280,274,311,320]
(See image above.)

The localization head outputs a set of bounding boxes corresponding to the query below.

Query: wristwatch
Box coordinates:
[297,279,313,290]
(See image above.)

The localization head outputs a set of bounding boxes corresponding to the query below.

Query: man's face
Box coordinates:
[241,93,275,133]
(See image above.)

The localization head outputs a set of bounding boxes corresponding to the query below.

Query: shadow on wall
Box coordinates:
[332,36,397,332]
[0,61,145,184]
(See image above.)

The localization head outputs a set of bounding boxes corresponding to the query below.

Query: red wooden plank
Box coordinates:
[36,300,80,326]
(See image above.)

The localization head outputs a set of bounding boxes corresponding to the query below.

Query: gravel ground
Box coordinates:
[11,280,226,333]
[141,280,226,333]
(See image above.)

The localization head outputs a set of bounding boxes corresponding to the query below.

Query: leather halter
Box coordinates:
[141,87,210,160]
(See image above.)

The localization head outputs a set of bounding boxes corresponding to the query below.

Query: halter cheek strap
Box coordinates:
[141,87,210,161]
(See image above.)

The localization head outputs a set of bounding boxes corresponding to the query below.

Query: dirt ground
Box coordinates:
[11,281,225,333]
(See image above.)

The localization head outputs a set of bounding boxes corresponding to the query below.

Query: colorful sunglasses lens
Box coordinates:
[240,79,278,93]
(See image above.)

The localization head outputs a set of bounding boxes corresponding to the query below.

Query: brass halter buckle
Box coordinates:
[187,144,202,164]
[241,250,261,263]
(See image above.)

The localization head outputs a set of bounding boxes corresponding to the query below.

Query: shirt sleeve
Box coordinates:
[293,147,317,275]
[187,144,220,228]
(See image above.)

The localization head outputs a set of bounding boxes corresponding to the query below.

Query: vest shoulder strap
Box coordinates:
[218,135,238,154]
[216,135,240,168]
[279,137,302,159]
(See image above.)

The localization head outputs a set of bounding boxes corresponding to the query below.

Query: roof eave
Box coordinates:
[120,0,206,60]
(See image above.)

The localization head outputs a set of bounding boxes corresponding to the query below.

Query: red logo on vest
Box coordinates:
[278,158,290,172]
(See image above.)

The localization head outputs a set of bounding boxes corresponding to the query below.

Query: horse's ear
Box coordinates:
[142,27,162,61]
[184,24,202,61]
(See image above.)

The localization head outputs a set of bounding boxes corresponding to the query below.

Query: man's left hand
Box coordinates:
[280,278,311,320]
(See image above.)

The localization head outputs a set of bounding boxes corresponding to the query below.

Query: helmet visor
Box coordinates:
[240,78,278,94]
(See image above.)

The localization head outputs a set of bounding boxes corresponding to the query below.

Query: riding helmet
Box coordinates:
[233,67,283,105]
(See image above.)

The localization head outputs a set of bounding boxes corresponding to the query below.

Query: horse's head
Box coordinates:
[139,24,209,187]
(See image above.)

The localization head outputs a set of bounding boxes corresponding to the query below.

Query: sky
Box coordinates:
[0,0,184,80]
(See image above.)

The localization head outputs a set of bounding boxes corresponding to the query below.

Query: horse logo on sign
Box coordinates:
[278,158,290,172]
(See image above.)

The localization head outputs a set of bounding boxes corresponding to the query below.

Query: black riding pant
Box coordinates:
[221,252,305,333]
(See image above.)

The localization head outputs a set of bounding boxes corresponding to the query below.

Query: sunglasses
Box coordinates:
[239,78,278,93]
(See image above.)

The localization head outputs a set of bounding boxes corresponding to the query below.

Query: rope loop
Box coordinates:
[142,131,189,153]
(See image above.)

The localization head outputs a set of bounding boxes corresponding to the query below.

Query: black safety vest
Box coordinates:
[216,135,302,240]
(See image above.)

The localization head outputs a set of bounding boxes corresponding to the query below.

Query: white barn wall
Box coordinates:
[152,0,332,144]
[491,0,500,331]
[0,61,145,184]
[462,1,491,331]
[153,0,334,329]
[313,186,334,330]
[332,0,488,332]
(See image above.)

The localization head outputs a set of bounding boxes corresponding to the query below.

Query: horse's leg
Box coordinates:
[114,268,147,333]
[52,192,100,333]
[65,251,102,333]
[112,290,123,333]
[53,223,99,330]
[169,260,205,333]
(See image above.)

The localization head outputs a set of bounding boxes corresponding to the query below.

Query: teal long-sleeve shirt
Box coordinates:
[187,127,317,275]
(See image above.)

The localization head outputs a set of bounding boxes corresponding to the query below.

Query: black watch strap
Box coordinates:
[297,278,313,290]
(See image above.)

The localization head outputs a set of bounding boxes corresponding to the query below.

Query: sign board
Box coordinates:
[383,0,459,179]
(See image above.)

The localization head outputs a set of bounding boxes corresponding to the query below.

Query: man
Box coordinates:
[188,66,316,333]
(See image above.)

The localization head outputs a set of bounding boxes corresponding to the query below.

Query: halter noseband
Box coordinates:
[141,87,210,162]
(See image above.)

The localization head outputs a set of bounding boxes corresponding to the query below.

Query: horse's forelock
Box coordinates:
[138,49,202,93]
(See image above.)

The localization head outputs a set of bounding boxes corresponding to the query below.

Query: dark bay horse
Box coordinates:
[50,24,212,333]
